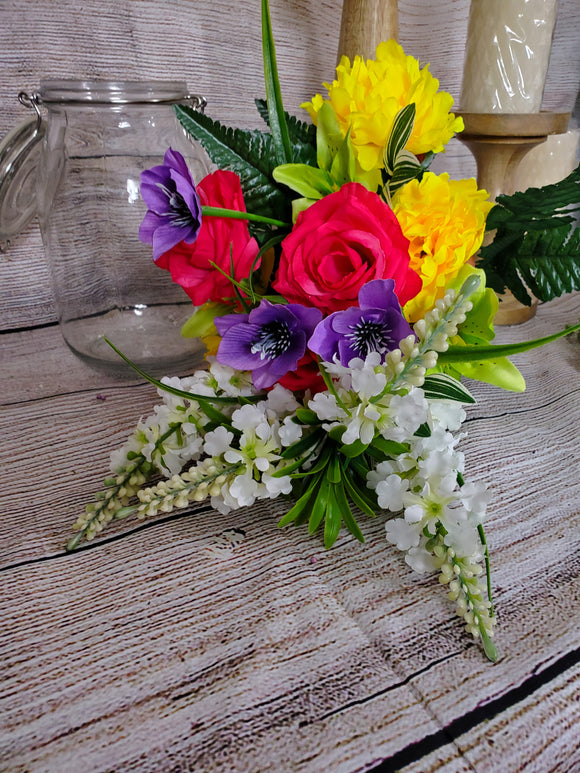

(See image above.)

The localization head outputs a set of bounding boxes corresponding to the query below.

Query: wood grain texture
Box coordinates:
[1,2,579,769]
[1,292,579,770]
[1,0,578,329]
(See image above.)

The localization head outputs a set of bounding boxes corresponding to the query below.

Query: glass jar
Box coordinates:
[10,80,212,376]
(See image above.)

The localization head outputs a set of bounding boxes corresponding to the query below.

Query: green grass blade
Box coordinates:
[261,0,292,164]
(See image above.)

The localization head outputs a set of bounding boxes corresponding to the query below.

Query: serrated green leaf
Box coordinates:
[422,373,476,404]
[254,98,317,148]
[175,105,289,222]
[516,226,580,302]
[487,165,580,231]
[478,165,580,304]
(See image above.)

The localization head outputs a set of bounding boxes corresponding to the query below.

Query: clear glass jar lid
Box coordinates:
[37,79,195,106]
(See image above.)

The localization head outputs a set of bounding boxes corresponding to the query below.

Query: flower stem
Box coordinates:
[478,523,495,617]
[201,205,289,228]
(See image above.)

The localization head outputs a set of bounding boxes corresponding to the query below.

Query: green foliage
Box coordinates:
[254,98,317,164]
[175,105,290,224]
[277,428,420,548]
[272,103,377,212]
[261,0,292,165]
[181,301,232,338]
[381,104,422,201]
[422,373,476,403]
[437,266,526,392]
[478,165,580,305]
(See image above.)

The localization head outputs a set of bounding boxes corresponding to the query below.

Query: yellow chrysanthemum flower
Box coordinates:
[302,40,463,173]
[392,172,494,322]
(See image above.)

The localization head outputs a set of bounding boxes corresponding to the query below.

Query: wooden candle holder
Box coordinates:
[457,112,570,324]
[337,0,399,63]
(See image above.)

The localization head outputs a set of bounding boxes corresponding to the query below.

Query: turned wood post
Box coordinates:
[337,0,399,63]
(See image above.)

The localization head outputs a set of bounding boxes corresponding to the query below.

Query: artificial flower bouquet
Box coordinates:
[68,0,580,662]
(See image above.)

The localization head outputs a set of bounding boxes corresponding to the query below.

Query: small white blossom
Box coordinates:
[375,474,410,512]
[203,426,234,457]
[266,384,299,416]
[208,360,255,397]
[385,518,420,551]
[262,472,293,497]
[228,472,261,507]
[384,388,429,441]
[429,400,466,431]
[309,392,346,421]
[460,481,491,522]
[231,404,272,442]
[279,416,302,446]
[405,542,439,573]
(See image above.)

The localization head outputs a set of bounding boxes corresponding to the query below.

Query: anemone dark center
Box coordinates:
[347,318,392,356]
[159,183,196,228]
[251,320,292,360]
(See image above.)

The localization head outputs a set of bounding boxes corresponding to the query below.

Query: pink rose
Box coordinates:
[157,170,259,305]
[273,183,421,315]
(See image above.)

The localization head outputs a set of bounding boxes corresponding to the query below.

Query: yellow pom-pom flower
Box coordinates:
[302,40,463,172]
[392,172,494,322]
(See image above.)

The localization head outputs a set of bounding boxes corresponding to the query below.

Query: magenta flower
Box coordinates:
[139,147,202,262]
[215,301,323,389]
[308,279,414,365]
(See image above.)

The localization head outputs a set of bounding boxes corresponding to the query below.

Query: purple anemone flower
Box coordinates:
[139,147,202,262]
[215,301,323,389]
[308,279,414,365]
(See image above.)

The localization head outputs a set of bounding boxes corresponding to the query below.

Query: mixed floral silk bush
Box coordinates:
[69,0,580,662]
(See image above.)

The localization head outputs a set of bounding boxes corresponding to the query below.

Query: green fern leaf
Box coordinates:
[175,105,289,222]
[478,165,580,303]
[486,165,580,231]
[255,99,316,145]
[254,98,317,166]
[515,225,580,302]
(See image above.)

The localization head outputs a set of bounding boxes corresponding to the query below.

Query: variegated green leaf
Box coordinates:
[422,373,476,404]
[384,103,415,174]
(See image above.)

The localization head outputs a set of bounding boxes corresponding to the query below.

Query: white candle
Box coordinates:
[461,0,558,113]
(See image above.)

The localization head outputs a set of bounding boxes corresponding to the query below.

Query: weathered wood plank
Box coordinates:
[1,297,578,770]
[0,516,445,772]
[403,666,580,772]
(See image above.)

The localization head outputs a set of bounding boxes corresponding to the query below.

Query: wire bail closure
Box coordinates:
[18,91,42,134]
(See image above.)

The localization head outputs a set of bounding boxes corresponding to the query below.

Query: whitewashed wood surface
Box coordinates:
[1,287,579,773]
[1,1,580,770]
